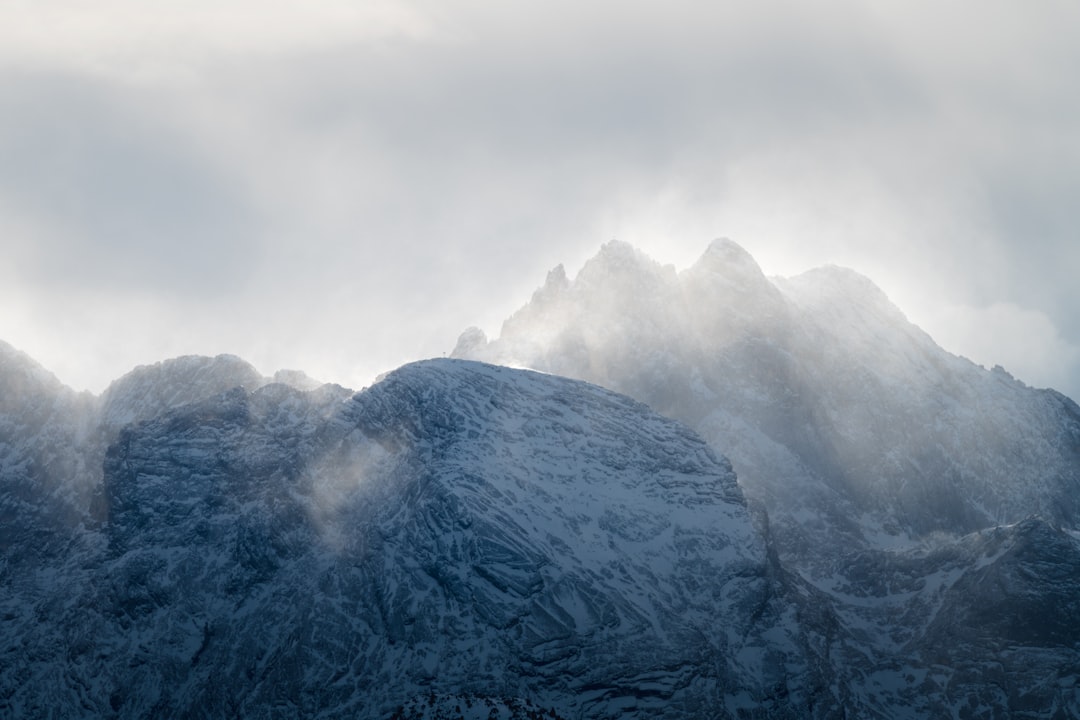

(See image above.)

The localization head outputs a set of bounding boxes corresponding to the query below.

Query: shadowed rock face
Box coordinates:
[0,340,99,556]
[0,347,279,553]
[0,356,826,719]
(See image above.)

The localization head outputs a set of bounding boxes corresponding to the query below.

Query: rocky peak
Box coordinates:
[2,353,820,718]
[778,265,908,330]
[681,239,789,340]
[0,340,70,413]
[688,238,768,283]
[574,239,678,298]
[99,354,265,433]
[451,326,488,359]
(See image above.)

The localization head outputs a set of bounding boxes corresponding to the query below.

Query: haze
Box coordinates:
[2,1,1078,401]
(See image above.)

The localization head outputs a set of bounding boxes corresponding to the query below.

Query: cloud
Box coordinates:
[0,1,1077,400]
[0,1,435,81]
[0,70,260,297]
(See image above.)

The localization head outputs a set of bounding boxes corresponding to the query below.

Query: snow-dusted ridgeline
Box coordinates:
[455,239,1080,556]
[3,236,1080,719]
[0,350,823,718]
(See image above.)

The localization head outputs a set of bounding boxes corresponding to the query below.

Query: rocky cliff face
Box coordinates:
[1,354,826,719]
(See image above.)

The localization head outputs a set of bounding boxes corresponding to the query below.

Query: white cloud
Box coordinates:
[0,0,1077,400]
[0,1,436,81]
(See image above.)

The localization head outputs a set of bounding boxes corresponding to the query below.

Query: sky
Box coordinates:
[2,1,1079,400]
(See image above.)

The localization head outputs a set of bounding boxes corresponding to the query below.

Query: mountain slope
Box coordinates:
[813,517,1080,717]
[454,240,1080,561]
[1,355,825,719]
[0,340,98,561]
[452,240,1080,718]
[5,232,1079,720]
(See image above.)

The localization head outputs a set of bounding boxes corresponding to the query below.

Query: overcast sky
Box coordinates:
[2,1,1078,400]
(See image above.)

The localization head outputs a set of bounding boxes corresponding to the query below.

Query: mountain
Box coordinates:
[453,239,1080,717]
[454,239,1080,561]
[3,237,1079,719]
[0,346,286,565]
[0,352,826,718]
[0,340,98,562]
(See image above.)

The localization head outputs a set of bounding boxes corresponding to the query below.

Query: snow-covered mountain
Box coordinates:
[0,349,827,718]
[454,239,1080,716]
[455,239,1080,558]
[3,238,1079,719]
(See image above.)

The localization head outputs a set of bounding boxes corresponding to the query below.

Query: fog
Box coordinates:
[2,1,1078,401]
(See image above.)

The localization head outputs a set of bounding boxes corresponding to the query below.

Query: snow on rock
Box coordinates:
[0,352,826,718]
[0,340,99,555]
[5,229,1080,719]
[456,240,1080,558]
[453,239,1080,718]
[99,354,267,434]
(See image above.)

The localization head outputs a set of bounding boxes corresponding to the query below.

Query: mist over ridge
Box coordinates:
[4,0,1080,712]
[451,238,1080,713]
[2,238,1080,717]
[454,237,1080,555]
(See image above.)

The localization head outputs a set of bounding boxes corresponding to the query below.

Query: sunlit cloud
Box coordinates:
[0,0,1077,401]
[0,1,438,81]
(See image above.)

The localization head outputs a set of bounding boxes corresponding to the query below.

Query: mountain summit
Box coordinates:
[455,240,1080,553]
[454,240,1080,716]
